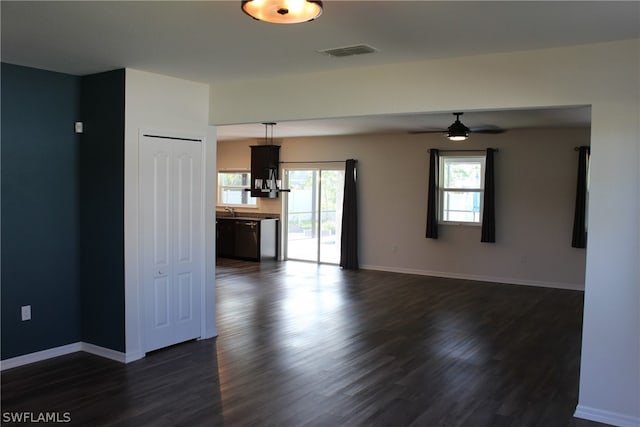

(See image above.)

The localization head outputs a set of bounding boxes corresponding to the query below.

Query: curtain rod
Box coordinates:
[428,148,499,153]
[280,160,357,164]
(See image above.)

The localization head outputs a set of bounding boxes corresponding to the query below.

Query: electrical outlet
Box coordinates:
[21,305,31,321]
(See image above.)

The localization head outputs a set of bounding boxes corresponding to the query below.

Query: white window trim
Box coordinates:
[217,170,259,209]
[438,155,485,226]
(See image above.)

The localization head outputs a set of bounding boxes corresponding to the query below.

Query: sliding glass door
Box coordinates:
[284,167,344,264]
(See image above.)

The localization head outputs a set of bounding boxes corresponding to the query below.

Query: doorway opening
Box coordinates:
[283,167,344,264]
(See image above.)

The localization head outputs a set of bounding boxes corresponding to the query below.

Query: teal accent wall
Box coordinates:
[1,63,81,359]
[1,64,127,359]
[78,70,126,352]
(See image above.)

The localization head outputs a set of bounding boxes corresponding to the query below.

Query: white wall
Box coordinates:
[219,128,589,289]
[210,40,640,426]
[124,69,216,362]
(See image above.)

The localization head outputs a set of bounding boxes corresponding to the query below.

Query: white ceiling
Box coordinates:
[2,1,636,139]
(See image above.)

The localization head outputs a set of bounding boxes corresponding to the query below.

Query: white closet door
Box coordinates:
[140,135,202,352]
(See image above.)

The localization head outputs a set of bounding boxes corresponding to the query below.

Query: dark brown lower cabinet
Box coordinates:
[216,217,278,261]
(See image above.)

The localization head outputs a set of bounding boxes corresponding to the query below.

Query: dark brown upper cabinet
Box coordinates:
[250,145,281,198]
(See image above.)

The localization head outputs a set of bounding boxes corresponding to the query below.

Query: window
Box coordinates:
[439,155,485,224]
[217,171,257,207]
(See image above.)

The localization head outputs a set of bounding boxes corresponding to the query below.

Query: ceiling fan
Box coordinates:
[411,112,506,141]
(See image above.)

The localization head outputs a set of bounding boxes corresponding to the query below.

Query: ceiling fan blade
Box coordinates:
[409,120,506,136]
[470,126,506,134]
[408,129,446,134]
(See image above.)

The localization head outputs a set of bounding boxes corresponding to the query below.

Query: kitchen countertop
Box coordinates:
[216,211,279,220]
[217,216,277,221]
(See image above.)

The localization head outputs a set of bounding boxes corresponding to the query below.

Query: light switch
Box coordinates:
[21,305,31,321]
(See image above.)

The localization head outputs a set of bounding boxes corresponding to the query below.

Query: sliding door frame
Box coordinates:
[282,164,344,264]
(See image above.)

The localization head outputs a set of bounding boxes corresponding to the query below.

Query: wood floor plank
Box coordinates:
[1,259,609,426]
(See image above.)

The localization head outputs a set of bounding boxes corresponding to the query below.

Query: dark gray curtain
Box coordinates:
[425,149,439,239]
[340,159,359,270]
[572,146,590,248]
[481,148,496,243]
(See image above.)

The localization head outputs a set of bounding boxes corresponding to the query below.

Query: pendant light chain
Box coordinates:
[262,122,276,145]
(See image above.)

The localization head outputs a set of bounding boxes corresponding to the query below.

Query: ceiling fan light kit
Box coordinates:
[241,0,323,24]
[447,112,470,141]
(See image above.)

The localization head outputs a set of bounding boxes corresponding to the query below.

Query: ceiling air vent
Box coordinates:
[317,44,379,58]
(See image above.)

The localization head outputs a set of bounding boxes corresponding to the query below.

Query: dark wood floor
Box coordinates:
[1,259,610,426]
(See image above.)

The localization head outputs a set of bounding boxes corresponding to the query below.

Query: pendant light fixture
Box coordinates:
[253,123,290,198]
[241,0,323,24]
[447,112,470,141]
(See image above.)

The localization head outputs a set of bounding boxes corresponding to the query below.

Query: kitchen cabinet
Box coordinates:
[216,217,278,261]
[216,218,236,258]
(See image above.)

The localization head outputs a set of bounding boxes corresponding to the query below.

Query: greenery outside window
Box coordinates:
[439,156,485,224]
[218,171,257,207]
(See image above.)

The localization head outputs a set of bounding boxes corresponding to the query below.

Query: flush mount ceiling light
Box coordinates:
[447,112,470,141]
[241,0,323,24]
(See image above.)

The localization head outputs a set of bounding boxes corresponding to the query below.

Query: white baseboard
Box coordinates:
[575,405,640,427]
[201,328,218,340]
[80,342,128,363]
[123,350,145,363]
[359,264,585,291]
[1,342,141,371]
[0,342,82,371]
